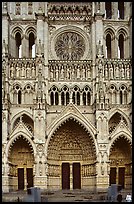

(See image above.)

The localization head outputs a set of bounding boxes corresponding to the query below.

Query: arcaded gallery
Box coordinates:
[2,2,132,192]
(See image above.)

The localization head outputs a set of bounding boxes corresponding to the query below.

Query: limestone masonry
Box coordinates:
[2,2,132,192]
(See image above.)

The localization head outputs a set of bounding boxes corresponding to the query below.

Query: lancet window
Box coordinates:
[72,86,80,105]
[12,85,22,104]
[118,34,124,59]
[82,86,91,106]
[119,85,127,104]
[50,86,59,105]
[15,32,22,58]
[106,34,111,59]
[29,32,35,58]
[61,86,69,106]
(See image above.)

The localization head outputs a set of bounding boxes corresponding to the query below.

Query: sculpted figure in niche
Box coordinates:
[104,64,108,79]
[16,63,20,78]
[109,63,113,79]
[66,64,70,79]
[120,63,125,78]
[26,62,31,78]
[55,64,59,80]
[77,65,81,79]
[31,62,35,78]
[50,65,54,80]
[71,65,75,79]
[21,62,26,78]
[115,65,120,79]
[87,64,91,79]
[10,62,14,78]
[82,64,85,79]
[60,65,64,79]
[126,63,130,79]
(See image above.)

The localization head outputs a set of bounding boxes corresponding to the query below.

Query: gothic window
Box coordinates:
[72,86,80,105]
[50,86,59,105]
[105,2,112,19]
[106,34,111,59]
[66,92,69,105]
[24,84,33,104]
[61,92,65,105]
[82,86,91,106]
[77,92,80,105]
[15,32,22,58]
[119,85,127,104]
[118,2,124,19]
[83,92,86,105]
[50,92,54,105]
[109,85,117,104]
[87,92,91,106]
[13,85,22,104]
[55,32,85,60]
[118,34,124,59]
[61,86,69,105]
[18,90,21,104]
[29,32,35,58]
[55,92,59,105]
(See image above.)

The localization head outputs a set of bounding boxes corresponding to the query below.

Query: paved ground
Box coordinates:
[2,189,132,202]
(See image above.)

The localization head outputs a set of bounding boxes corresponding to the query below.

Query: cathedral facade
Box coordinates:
[2,2,132,192]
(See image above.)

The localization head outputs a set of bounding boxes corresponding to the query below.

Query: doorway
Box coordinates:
[110,167,116,185]
[18,168,24,190]
[73,163,81,189]
[62,163,70,189]
[26,168,33,188]
[118,167,125,189]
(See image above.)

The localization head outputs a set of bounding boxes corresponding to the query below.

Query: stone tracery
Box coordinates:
[55,32,85,60]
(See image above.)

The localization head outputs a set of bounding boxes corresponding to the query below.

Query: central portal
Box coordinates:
[62,162,81,189]
[47,118,96,190]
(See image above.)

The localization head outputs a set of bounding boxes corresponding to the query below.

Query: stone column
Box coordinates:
[70,163,73,190]
[24,165,27,190]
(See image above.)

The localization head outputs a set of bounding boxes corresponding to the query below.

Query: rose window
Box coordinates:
[55,32,85,60]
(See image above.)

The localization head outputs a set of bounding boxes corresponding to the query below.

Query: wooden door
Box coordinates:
[110,167,116,185]
[18,168,24,190]
[62,163,70,189]
[73,163,81,189]
[26,168,33,188]
[118,167,125,189]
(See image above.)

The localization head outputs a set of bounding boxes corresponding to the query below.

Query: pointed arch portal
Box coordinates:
[8,135,34,190]
[47,118,97,190]
[109,136,132,189]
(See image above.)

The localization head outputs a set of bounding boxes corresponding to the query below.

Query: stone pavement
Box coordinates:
[2,188,132,202]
